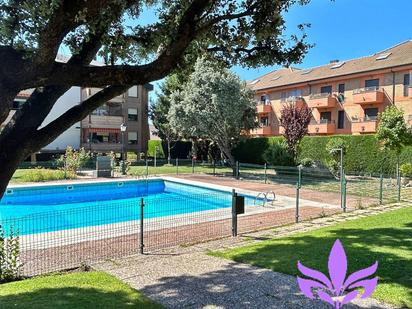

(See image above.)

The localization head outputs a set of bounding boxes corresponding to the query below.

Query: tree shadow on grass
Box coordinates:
[215,226,411,308]
[0,287,162,309]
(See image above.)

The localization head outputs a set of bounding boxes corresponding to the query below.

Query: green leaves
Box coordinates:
[377,106,412,154]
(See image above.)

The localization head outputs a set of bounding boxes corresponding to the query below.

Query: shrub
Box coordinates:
[299,158,315,168]
[400,163,412,177]
[147,140,165,158]
[263,141,295,166]
[0,225,21,283]
[56,146,91,173]
[233,137,282,164]
[325,137,347,177]
[233,135,412,174]
[20,168,76,182]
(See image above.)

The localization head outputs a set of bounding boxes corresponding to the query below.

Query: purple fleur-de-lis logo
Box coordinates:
[297,239,378,309]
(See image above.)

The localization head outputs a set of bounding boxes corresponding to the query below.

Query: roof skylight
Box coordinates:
[271,76,281,81]
[330,61,345,69]
[249,79,260,85]
[301,69,312,75]
[376,52,391,60]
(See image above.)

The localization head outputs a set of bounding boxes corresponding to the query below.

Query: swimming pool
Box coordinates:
[0,179,257,235]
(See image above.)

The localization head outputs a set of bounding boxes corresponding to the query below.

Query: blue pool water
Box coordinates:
[0,180,257,235]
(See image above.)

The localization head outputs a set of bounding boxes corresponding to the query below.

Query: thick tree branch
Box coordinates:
[34,85,128,148]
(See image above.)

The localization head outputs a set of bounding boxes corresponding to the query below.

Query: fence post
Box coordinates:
[397,162,401,203]
[213,160,216,176]
[192,158,195,174]
[379,173,383,205]
[231,189,238,237]
[236,161,240,179]
[145,159,148,177]
[295,166,302,223]
[264,163,267,184]
[176,158,179,175]
[342,175,347,212]
[139,198,144,254]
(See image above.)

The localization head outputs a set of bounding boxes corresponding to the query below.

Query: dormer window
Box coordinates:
[260,94,270,104]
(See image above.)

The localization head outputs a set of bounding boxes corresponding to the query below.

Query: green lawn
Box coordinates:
[11,168,76,183]
[211,206,412,307]
[0,271,162,309]
[128,164,232,176]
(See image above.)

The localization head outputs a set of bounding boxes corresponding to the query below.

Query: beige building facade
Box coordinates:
[249,41,412,136]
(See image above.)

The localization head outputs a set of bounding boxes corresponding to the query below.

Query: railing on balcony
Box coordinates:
[308,119,336,134]
[353,86,379,95]
[351,117,378,133]
[307,93,336,108]
[352,87,385,104]
[309,92,331,100]
[280,96,304,103]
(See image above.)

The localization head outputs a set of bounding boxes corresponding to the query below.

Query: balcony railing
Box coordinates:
[308,120,336,134]
[353,87,385,104]
[256,103,272,113]
[307,94,336,108]
[351,118,378,133]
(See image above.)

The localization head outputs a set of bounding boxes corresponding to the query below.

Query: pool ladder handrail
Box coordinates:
[254,191,276,207]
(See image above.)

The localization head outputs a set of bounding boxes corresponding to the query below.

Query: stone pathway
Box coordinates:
[94,203,406,309]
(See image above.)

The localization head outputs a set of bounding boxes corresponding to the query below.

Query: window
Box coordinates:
[364,108,379,120]
[404,74,410,97]
[365,79,379,90]
[86,88,92,96]
[375,52,391,60]
[301,69,312,75]
[271,76,281,81]
[280,92,287,102]
[260,116,269,127]
[128,108,138,121]
[320,86,332,94]
[338,111,345,129]
[260,94,270,104]
[338,84,345,94]
[320,111,332,123]
[128,132,138,145]
[128,86,138,97]
[331,62,345,69]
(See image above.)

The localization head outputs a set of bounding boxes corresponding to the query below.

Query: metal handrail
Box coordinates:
[353,86,381,94]
[309,93,331,99]
[352,117,378,122]
[310,119,335,125]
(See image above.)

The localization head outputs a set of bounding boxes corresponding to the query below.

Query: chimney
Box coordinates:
[330,59,340,64]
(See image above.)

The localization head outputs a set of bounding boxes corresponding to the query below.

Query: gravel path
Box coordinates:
[94,203,405,309]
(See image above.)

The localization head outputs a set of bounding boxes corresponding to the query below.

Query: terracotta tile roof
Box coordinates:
[249,40,412,91]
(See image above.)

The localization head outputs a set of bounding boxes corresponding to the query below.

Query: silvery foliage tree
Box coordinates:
[168,57,257,174]
[0,0,311,197]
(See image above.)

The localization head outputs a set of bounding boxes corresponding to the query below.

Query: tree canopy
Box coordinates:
[168,57,257,172]
[0,0,311,196]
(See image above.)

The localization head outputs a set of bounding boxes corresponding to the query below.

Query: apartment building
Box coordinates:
[1,84,152,160]
[248,41,412,136]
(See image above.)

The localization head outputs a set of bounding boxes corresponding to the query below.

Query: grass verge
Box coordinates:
[0,271,162,309]
[210,206,412,307]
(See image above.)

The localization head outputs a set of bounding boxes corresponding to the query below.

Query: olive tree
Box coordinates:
[0,0,311,197]
[168,57,257,174]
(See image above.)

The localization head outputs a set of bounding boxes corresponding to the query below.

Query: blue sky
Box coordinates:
[136,0,412,101]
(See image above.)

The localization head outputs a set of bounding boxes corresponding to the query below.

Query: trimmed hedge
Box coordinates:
[233,135,412,174]
[147,140,165,158]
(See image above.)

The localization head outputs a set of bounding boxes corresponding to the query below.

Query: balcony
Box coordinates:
[86,88,124,103]
[308,120,336,134]
[252,126,273,136]
[281,96,306,109]
[81,142,123,152]
[82,115,123,129]
[307,93,337,108]
[353,87,385,104]
[256,103,272,113]
[351,118,378,133]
